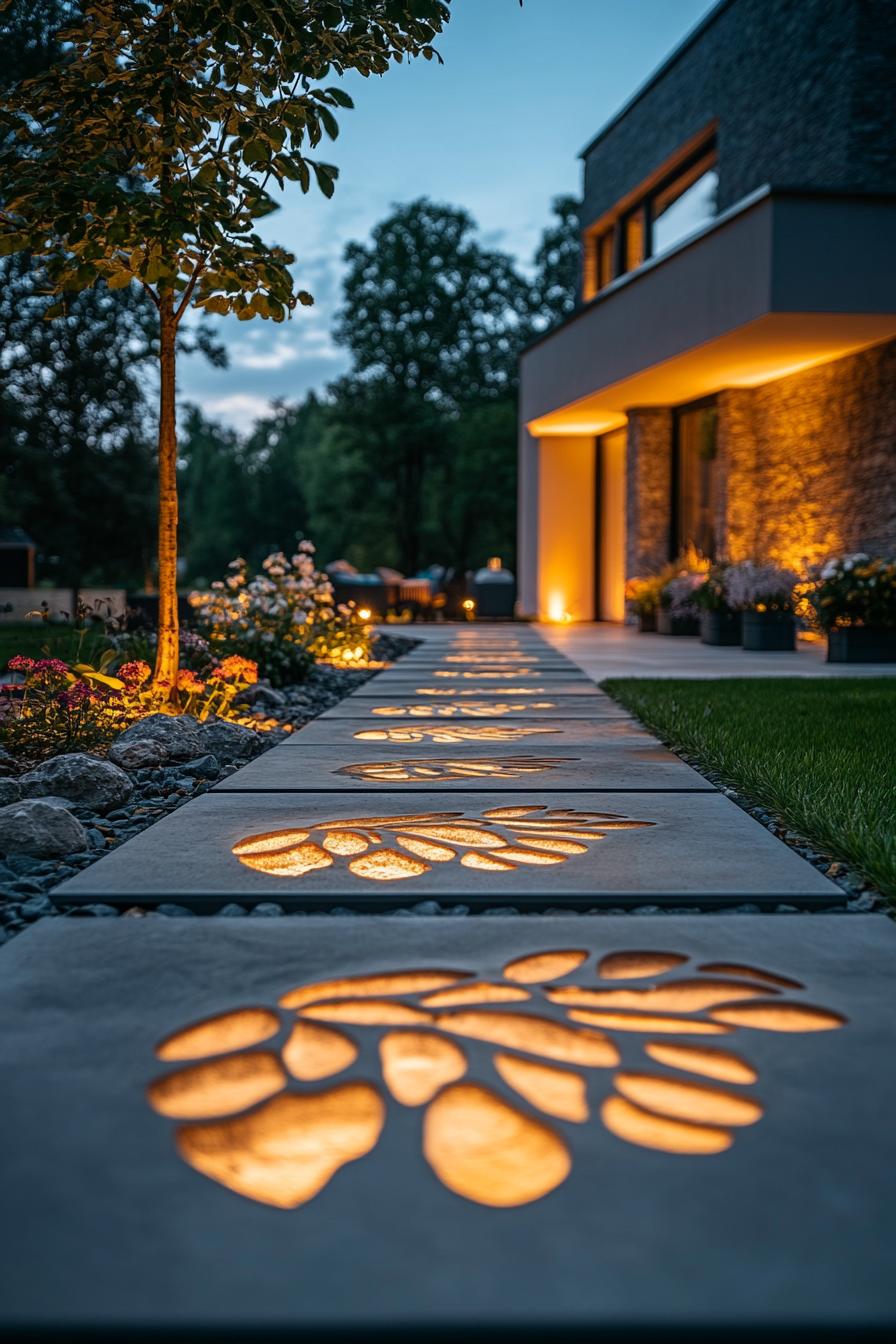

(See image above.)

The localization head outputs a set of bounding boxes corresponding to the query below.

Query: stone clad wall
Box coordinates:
[716,340,896,570]
[625,409,672,578]
[581,0,896,230]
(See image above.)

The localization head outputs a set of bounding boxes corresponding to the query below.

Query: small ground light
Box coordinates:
[357,608,372,621]
[462,598,476,622]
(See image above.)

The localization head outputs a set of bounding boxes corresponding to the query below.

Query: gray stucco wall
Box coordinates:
[581,0,896,230]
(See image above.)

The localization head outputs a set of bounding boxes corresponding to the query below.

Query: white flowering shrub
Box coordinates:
[810,554,896,631]
[189,542,372,686]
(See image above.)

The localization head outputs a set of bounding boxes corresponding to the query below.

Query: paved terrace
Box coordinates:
[1,623,894,1336]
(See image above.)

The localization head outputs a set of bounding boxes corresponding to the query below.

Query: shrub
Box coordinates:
[809,554,896,632]
[189,543,372,687]
[723,561,799,613]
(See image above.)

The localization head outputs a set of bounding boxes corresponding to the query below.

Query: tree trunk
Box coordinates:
[153,300,180,698]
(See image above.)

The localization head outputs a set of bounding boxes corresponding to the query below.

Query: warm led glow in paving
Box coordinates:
[504,950,589,982]
[416,686,548,696]
[380,1032,467,1106]
[424,1084,572,1206]
[353,724,561,744]
[369,701,556,717]
[336,755,573,783]
[148,1052,286,1119]
[601,1097,733,1155]
[156,1008,280,1060]
[282,1022,358,1081]
[150,948,845,1205]
[697,962,804,989]
[547,978,773,1011]
[495,1054,589,1123]
[709,1001,846,1031]
[598,951,689,980]
[232,806,653,883]
[177,1086,385,1208]
[643,1042,758,1085]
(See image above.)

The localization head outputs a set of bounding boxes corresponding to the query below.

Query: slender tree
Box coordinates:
[0,0,450,694]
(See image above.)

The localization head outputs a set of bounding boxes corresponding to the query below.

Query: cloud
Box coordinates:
[199,393,275,434]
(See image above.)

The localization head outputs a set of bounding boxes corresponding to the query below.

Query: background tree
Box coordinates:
[332,198,527,573]
[529,193,581,330]
[0,0,451,693]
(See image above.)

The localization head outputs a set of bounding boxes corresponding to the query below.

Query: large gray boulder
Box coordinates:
[0,798,87,857]
[235,682,287,711]
[0,777,21,807]
[107,737,164,771]
[109,713,202,765]
[21,752,133,814]
[199,716,260,764]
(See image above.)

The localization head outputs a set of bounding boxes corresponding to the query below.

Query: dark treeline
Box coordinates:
[0,2,579,589]
[181,196,578,583]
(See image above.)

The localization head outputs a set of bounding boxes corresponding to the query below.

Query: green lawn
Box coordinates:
[602,677,896,902]
[0,621,111,671]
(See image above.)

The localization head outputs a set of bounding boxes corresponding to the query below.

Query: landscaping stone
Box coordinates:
[0,915,893,1335]
[52,788,842,909]
[199,716,261,763]
[110,713,202,764]
[107,737,165,771]
[21,752,133,814]
[0,777,21,806]
[213,734,715,792]
[0,798,87,858]
[178,754,220,780]
[235,682,288,710]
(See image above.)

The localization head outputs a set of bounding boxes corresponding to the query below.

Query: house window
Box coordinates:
[672,400,718,559]
[652,151,718,258]
[582,137,717,301]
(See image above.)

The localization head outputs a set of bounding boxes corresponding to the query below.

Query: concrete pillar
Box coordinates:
[536,435,596,622]
[516,423,540,617]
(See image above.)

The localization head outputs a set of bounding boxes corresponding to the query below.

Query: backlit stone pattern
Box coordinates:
[147,949,845,1210]
[717,341,896,568]
[625,409,672,578]
[580,0,896,233]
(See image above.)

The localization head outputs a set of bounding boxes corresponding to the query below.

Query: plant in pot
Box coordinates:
[724,561,799,651]
[695,564,742,645]
[657,572,705,636]
[809,554,896,663]
[625,575,665,633]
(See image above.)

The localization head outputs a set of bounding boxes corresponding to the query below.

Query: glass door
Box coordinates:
[672,400,718,559]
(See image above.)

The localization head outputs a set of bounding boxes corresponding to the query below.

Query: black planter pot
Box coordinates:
[827,626,896,663]
[741,609,795,652]
[657,608,700,636]
[638,611,657,633]
[700,610,743,646]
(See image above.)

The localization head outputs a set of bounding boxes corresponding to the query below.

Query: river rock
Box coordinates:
[198,716,260,763]
[21,753,133,815]
[0,798,87,857]
[109,713,202,764]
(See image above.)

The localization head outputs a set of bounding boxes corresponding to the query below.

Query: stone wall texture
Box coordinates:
[717,339,896,569]
[625,409,672,578]
[581,0,896,229]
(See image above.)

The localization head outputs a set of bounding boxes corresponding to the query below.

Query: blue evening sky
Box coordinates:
[178,0,716,432]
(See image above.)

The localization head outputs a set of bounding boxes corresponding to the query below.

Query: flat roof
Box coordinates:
[579,0,733,160]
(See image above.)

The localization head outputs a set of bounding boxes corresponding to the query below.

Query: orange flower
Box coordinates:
[217,655,259,685]
[177,669,206,695]
[119,660,152,687]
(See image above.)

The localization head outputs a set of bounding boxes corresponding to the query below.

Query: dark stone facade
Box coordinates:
[581,0,896,231]
[625,339,896,578]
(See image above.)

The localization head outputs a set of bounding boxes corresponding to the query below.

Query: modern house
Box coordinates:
[518,0,896,622]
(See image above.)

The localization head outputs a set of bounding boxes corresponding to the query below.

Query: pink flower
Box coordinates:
[7,654,35,672]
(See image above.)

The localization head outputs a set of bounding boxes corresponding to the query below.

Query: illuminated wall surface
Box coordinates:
[536,435,595,622]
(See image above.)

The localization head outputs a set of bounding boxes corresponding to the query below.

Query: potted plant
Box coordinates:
[695,564,742,646]
[724,561,799,651]
[624,575,664,633]
[809,554,896,662]
[657,571,704,636]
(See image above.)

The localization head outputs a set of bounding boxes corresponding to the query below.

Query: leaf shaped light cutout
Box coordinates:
[335,756,577,783]
[353,725,562,744]
[148,948,846,1209]
[368,701,557,717]
[231,805,654,881]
